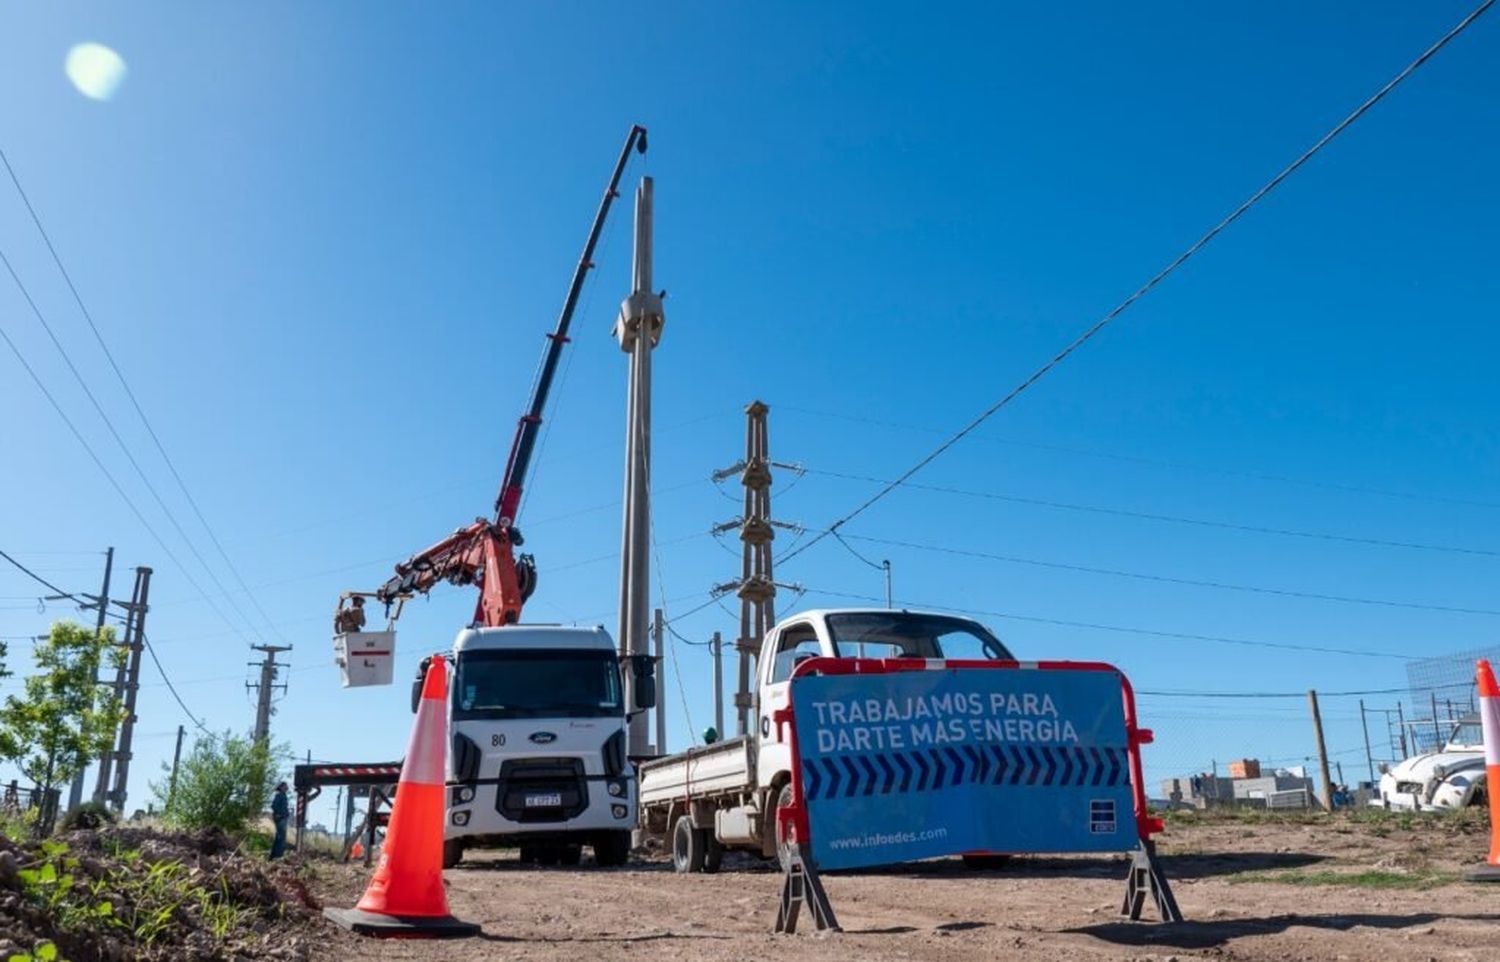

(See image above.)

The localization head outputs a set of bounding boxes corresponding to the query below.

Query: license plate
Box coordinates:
[524,792,562,808]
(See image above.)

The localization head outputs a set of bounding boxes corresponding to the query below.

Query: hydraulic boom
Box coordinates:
[344,125,648,629]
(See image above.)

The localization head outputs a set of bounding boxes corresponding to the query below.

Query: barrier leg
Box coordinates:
[1120,840,1182,923]
[775,845,840,935]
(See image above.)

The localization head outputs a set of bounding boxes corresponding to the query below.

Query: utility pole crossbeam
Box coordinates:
[248,645,294,744]
[615,175,664,761]
[716,402,780,738]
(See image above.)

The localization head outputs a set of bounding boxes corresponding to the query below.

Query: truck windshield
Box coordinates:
[1448,721,1482,748]
[824,613,1013,661]
[454,649,623,720]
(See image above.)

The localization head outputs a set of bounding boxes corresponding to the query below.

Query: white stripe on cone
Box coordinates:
[1484,694,1500,768]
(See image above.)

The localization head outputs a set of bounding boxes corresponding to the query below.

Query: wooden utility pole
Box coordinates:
[1308,689,1334,811]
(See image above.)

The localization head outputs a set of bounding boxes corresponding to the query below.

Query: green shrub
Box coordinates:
[149,732,278,834]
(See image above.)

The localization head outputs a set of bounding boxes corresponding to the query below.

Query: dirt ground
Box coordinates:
[310,812,1500,962]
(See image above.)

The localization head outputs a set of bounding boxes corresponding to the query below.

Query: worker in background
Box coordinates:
[335,596,367,634]
[269,781,290,859]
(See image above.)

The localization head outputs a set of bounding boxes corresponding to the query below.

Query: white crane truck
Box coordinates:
[637,608,1014,872]
[418,625,656,868]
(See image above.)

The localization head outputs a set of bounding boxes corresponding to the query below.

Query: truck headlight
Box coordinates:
[452,811,470,826]
[607,780,625,797]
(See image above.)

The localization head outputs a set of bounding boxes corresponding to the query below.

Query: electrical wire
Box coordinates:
[141,633,209,733]
[842,533,1500,617]
[0,320,256,645]
[1,148,286,645]
[0,254,255,645]
[781,405,1500,513]
[796,585,1415,660]
[0,548,89,605]
[805,468,1500,559]
[1138,680,1476,699]
[782,0,1497,564]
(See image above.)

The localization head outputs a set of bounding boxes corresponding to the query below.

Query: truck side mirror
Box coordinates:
[411,657,430,713]
[630,654,657,711]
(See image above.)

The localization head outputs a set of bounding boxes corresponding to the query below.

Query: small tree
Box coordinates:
[150,731,279,834]
[0,621,123,832]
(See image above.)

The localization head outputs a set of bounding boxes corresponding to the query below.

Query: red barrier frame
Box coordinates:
[772,656,1164,860]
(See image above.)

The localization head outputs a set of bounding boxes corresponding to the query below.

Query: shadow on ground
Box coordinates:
[1072,912,1500,949]
[845,851,1327,881]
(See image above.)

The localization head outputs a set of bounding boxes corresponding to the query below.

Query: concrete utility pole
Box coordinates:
[67,546,113,812]
[167,724,186,809]
[614,175,665,760]
[652,608,666,756]
[95,566,151,812]
[712,409,802,737]
[248,644,293,743]
[1308,689,1334,811]
[1359,699,1375,784]
[711,631,724,739]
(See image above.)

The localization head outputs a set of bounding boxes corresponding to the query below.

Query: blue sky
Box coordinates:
[1,2,1496,823]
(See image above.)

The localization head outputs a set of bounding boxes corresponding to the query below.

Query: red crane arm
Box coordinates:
[349,125,647,630]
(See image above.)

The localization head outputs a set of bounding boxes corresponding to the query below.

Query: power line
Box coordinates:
[141,633,209,733]
[783,0,1496,564]
[0,248,255,646]
[796,586,1414,660]
[0,548,89,605]
[0,321,256,645]
[782,405,1500,513]
[1138,680,1475,700]
[805,468,1500,559]
[843,533,1500,617]
[1,148,279,644]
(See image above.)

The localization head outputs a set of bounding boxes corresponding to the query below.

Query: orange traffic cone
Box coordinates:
[325,655,479,937]
[1465,659,1500,882]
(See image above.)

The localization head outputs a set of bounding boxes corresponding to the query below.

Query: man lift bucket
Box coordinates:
[324,654,480,938]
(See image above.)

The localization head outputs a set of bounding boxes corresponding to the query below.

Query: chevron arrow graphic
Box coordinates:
[804,758,823,800]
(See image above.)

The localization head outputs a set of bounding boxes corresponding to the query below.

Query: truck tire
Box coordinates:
[442,838,465,869]
[775,783,795,874]
[594,831,631,868]
[703,835,724,874]
[672,817,706,873]
[518,844,538,865]
[535,846,562,867]
[558,844,582,866]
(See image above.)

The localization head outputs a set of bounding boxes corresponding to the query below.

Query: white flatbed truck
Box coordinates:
[637,608,1013,872]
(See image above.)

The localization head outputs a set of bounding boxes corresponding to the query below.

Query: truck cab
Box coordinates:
[639,608,1012,872]
[435,624,653,868]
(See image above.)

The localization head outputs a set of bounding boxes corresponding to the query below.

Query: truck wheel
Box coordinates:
[518,844,539,865]
[558,845,582,866]
[535,846,562,867]
[594,831,631,868]
[775,783,795,873]
[703,835,724,874]
[672,818,705,873]
[442,838,465,869]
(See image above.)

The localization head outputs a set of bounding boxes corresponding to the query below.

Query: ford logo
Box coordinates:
[529,731,557,745]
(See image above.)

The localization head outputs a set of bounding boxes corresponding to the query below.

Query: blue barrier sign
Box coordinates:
[791,666,1135,870]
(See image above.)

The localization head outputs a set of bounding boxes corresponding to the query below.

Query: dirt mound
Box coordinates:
[0,827,322,962]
